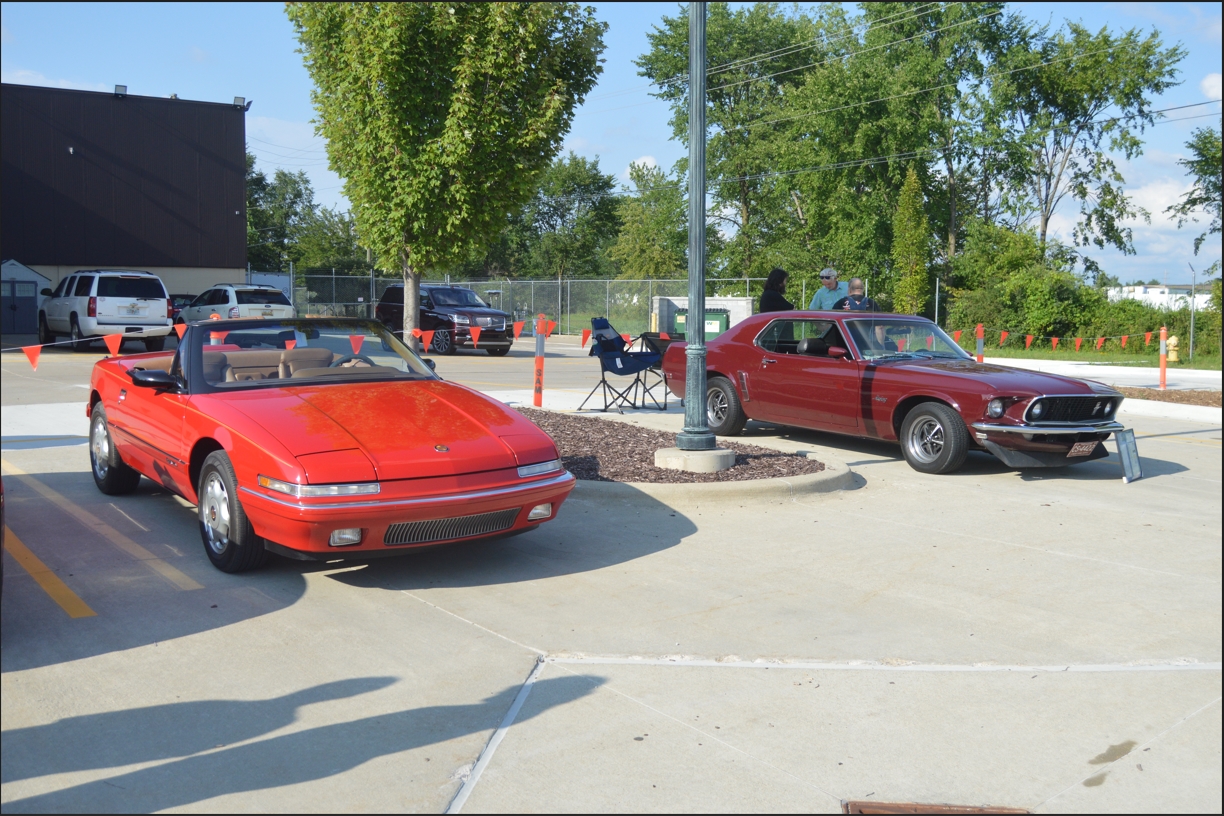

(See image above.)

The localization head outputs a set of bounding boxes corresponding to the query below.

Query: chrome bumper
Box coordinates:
[972,421,1124,436]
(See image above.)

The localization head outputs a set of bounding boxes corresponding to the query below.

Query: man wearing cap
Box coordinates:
[808,267,849,311]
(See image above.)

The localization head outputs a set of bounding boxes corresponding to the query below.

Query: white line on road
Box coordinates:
[401,591,544,656]
[547,656,1223,672]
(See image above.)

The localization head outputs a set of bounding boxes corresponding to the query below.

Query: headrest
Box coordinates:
[796,338,827,356]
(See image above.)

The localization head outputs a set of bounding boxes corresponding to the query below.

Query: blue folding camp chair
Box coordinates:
[579,317,662,412]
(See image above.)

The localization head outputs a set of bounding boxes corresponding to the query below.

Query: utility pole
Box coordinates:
[677,1,715,452]
[1188,262,1196,361]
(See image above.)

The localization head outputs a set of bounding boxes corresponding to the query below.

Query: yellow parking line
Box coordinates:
[4,527,96,618]
[1,460,203,591]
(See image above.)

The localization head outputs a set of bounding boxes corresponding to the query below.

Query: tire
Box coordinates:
[90,406,142,495]
[486,346,510,357]
[431,329,456,355]
[70,316,91,353]
[706,376,747,436]
[197,451,269,573]
[144,336,165,352]
[38,313,54,345]
[899,402,969,474]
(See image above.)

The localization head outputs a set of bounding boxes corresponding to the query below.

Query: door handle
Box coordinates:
[762,358,777,365]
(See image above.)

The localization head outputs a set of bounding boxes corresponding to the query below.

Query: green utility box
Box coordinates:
[674,308,731,340]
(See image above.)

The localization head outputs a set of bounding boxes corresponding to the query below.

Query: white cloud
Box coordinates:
[620,154,658,184]
[245,116,350,211]
[1124,178,1192,230]
[1201,72,1222,101]
[0,68,106,93]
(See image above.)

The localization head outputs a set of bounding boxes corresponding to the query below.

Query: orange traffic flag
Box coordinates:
[1096,337,1105,351]
[999,330,1009,346]
[469,326,482,348]
[1075,338,1083,352]
[420,330,435,350]
[545,320,556,337]
[174,323,187,339]
[1025,335,1034,349]
[580,329,591,348]
[22,344,41,371]
[103,334,123,356]
[349,335,364,354]
[284,339,297,350]
[1051,337,1060,351]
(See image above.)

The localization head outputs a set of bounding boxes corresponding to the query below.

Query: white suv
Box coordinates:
[177,284,296,324]
[39,270,173,352]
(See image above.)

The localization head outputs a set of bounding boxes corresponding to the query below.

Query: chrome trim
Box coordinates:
[972,421,1124,436]
[1023,392,1122,424]
[239,470,574,512]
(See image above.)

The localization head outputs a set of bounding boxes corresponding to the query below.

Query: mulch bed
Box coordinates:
[1114,387,1222,408]
[517,407,825,483]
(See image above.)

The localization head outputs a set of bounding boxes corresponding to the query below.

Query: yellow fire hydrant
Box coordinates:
[1167,335,1180,363]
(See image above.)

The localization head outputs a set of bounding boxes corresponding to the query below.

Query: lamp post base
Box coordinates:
[655,446,735,473]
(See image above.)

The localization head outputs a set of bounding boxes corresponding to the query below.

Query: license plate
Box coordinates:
[262,310,273,316]
[1067,441,1099,457]
[125,306,142,315]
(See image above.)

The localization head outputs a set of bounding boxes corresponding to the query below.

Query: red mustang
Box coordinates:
[87,318,574,572]
[663,312,1126,474]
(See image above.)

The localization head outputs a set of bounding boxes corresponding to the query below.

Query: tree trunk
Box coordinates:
[401,254,421,352]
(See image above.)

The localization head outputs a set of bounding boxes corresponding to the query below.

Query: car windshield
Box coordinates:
[429,288,487,308]
[190,319,437,391]
[845,319,970,362]
[235,289,291,306]
[98,276,165,299]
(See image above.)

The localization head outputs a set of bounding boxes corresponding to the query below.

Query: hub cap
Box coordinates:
[906,416,945,464]
[433,330,452,353]
[707,386,729,426]
[200,472,232,553]
[91,415,110,479]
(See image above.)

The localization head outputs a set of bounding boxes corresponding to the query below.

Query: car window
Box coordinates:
[236,289,291,306]
[74,276,95,297]
[380,286,403,304]
[97,276,165,299]
[52,278,69,298]
[190,291,211,307]
[846,319,969,361]
[430,288,486,307]
[208,289,231,306]
[757,319,833,354]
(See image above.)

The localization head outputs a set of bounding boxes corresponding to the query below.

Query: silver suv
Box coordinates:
[177,284,296,324]
[39,270,172,352]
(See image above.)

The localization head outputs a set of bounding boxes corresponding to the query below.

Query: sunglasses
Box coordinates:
[819,275,835,280]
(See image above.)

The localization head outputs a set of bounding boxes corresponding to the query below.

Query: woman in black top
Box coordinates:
[759,267,794,313]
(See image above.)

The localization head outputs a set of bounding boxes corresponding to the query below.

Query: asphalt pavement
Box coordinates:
[2,341,1220,813]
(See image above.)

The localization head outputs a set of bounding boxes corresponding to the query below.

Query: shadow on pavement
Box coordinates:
[1,674,603,814]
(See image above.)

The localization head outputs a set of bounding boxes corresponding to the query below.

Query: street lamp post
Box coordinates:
[676,1,715,452]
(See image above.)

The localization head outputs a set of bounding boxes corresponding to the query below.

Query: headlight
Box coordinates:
[1029,399,1046,420]
[452,314,470,325]
[1102,399,1115,416]
[518,459,563,478]
[258,475,380,498]
[987,398,1005,418]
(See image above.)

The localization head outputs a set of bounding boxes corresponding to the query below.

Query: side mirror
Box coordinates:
[424,358,436,371]
[827,346,849,359]
[129,369,179,389]
[41,288,54,297]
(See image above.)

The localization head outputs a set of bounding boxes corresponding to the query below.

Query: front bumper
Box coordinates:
[972,420,1124,436]
[972,420,1123,468]
[454,327,512,348]
[238,470,575,554]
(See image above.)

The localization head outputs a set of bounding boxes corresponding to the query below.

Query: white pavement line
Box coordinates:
[446,658,546,814]
[551,661,843,806]
[400,590,544,655]
[1032,695,1223,812]
[547,657,1223,673]
[108,502,150,532]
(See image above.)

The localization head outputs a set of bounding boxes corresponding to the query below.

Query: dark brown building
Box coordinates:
[1,83,246,303]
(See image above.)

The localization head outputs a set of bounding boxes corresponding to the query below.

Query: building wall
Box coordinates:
[29,265,244,297]
[1107,285,1211,311]
[1,83,246,270]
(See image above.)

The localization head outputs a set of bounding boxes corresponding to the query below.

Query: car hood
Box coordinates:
[224,380,537,481]
[884,358,1118,396]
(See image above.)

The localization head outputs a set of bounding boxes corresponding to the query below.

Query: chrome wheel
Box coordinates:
[200,472,233,554]
[707,386,730,427]
[91,414,110,479]
[432,329,454,354]
[905,416,945,465]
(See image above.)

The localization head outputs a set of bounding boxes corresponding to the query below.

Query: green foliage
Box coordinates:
[1166,127,1222,256]
[295,208,370,274]
[892,167,932,314]
[610,162,688,280]
[523,152,621,279]
[245,152,318,273]
[287,2,605,333]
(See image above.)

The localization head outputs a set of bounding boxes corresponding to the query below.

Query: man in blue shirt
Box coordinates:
[808,267,849,310]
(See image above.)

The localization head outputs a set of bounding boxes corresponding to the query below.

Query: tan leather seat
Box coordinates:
[279,348,334,378]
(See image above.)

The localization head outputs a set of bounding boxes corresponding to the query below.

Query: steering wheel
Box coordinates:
[329,354,378,368]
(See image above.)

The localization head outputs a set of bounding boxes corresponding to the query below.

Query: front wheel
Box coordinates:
[90,406,142,494]
[39,314,55,345]
[486,346,510,357]
[197,451,269,573]
[431,329,456,355]
[900,402,969,474]
[706,376,747,436]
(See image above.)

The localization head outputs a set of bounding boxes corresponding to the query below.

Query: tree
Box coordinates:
[245,151,318,274]
[522,152,621,279]
[295,208,371,274]
[1165,126,1221,265]
[287,2,605,340]
[610,162,687,279]
[892,167,931,314]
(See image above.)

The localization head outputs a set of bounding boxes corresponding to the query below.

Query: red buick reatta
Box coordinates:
[87,318,574,572]
[663,312,1128,474]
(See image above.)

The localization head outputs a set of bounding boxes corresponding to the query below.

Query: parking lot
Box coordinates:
[2,341,1220,813]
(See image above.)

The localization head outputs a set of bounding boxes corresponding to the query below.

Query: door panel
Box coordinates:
[749,318,861,429]
[109,363,189,493]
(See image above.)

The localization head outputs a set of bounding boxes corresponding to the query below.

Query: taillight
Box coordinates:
[88,297,97,317]
[167,301,174,319]
[229,306,240,318]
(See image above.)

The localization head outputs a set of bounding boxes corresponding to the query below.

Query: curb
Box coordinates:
[1118,398,1222,425]
[569,451,854,503]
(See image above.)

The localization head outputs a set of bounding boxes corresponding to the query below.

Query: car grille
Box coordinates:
[383,507,520,546]
[1029,396,1117,423]
[475,316,505,329]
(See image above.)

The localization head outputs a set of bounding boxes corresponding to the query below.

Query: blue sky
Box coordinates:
[2,2,1219,283]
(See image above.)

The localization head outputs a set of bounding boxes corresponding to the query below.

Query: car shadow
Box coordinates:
[1,674,603,814]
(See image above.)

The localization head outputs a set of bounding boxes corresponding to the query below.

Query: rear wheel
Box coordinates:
[90,406,142,495]
[38,314,54,345]
[144,336,165,352]
[706,376,747,436]
[486,346,510,357]
[431,329,456,355]
[197,451,268,573]
[900,402,969,474]
[70,316,90,352]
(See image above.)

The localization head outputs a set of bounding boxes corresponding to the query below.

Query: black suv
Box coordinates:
[376,285,512,356]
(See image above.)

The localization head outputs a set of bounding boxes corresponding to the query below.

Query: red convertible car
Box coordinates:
[662,312,1126,474]
[87,318,574,572]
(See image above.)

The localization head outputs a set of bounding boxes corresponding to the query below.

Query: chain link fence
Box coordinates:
[285,270,794,336]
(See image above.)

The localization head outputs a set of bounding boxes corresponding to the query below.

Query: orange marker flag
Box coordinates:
[411,328,423,338]
[103,334,123,356]
[1096,337,1105,351]
[22,344,41,371]
[1075,337,1083,352]
[208,312,222,320]
[174,323,187,339]
[998,330,1009,346]
[420,330,435,350]
[1051,337,1060,351]
[895,337,906,352]
[1025,334,1034,349]
[952,329,962,342]
[513,321,525,339]
[580,329,591,348]
[1120,335,1128,349]
[469,326,482,348]
[925,335,933,349]
[660,332,670,341]
[284,339,297,350]
[349,335,364,354]
[545,320,556,338]
[210,331,229,344]
[621,333,631,344]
